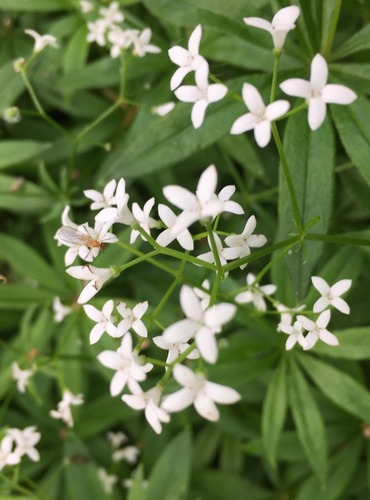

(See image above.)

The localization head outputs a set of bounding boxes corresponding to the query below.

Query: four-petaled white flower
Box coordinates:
[163,165,224,234]
[131,28,161,57]
[95,178,133,226]
[7,426,41,463]
[130,198,157,244]
[87,20,107,46]
[161,285,236,364]
[99,1,124,27]
[84,299,116,344]
[50,390,84,428]
[80,0,94,14]
[168,24,208,90]
[25,29,58,53]
[311,276,351,314]
[115,301,149,338]
[66,265,114,304]
[156,204,194,251]
[276,302,305,332]
[297,310,338,350]
[108,27,134,58]
[97,333,153,396]
[244,6,300,49]
[279,320,307,350]
[52,296,72,323]
[175,66,228,129]
[122,386,170,434]
[235,273,276,311]
[161,364,241,421]
[11,362,33,393]
[197,232,240,274]
[280,54,357,130]
[224,215,267,269]
[84,179,117,211]
[98,468,118,494]
[106,431,128,448]
[231,83,290,147]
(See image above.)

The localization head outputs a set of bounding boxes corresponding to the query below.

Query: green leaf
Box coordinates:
[0,284,51,309]
[146,431,192,500]
[0,141,51,170]
[219,134,266,181]
[298,354,370,421]
[288,357,328,484]
[99,76,267,181]
[0,233,68,295]
[0,0,70,11]
[262,358,287,467]
[62,25,89,76]
[0,62,25,112]
[128,464,147,500]
[331,96,370,186]
[333,24,370,59]
[296,436,362,500]
[0,174,51,214]
[273,113,335,301]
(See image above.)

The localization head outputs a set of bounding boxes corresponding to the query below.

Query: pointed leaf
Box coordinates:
[0,141,51,169]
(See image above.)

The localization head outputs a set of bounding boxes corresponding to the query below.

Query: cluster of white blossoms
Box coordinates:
[169,6,357,143]
[83,1,160,59]
[0,426,41,472]
[50,390,84,428]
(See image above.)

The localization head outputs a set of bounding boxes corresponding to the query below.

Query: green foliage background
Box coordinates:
[1,0,370,498]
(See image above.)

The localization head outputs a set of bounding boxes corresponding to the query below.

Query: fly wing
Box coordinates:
[56,226,88,246]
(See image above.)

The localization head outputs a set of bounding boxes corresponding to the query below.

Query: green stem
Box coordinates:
[270,50,281,103]
[271,122,303,234]
[279,101,308,121]
[306,233,370,247]
[75,101,122,142]
[116,241,178,277]
[114,249,160,274]
[322,0,342,58]
[206,224,224,306]
[158,342,197,388]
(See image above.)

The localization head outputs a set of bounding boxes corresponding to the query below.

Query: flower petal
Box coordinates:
[265,100,290,121]
[311,276,330,295]
[321,84,357,104]
[280,78,312,99]
[242,83,265,115]
[310,54,328,91]
[194,394,219,421]
[205,381,241,404]
[331,297,350,314]
[230,113,258,134]
[191,99,208,128]
[308,97,327,130]
[180,285,203,320]
[254,120,272,148]
[243,17,272,33]
[188,24,202,55]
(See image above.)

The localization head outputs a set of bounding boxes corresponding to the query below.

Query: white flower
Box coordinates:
[112,445,140,464]
[122,387,170,434]
[231,83,290,147]
[99,2,124,26]
[106,431,128,448]
[224,215,267,269]
[244,6,300,49]
[168,24,208,90]
[175,66,227,129]
[87,20,107,46]
[66,265,114,304]
[279,320,307,350]
[11,362,33,393]
[163,164,224,234]
[197,232,240,274]
[53,296,72,323]
[97,333,153,396]
[130,198,157,244]
[276,302,305,332]
[80,0,94,13]
[217,185,244,215]
[156,204,194,251]
[115,301,149,338]
[311,276,351,314]
[84,300,116,344]
[6,426,41,462]
[161,285,236,364]
[280,54,357,130]
[95,178,133,226]
[25,29,58,53]
[2,106,21,124]
[152,102,176,117]
[84,179,117,211]
[131,28,161,57]
[50,390,84,428]
[98,468,118,494]
[0,436,20,471]
[108,27,134,58]
[235,273,276,311]
[161,364,241,421]
[55,206,118,266]
[153,334,199,365]
[297,310,338,350]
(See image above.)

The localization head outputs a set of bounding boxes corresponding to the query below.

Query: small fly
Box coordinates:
[57,226,106,250]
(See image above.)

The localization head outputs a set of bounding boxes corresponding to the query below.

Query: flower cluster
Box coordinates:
[50,390,84,427]
[0,426,41,472]
[169,9,357,143]
[84,1,161,59]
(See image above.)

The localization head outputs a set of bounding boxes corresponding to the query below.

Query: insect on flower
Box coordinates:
[57,225,107,250]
